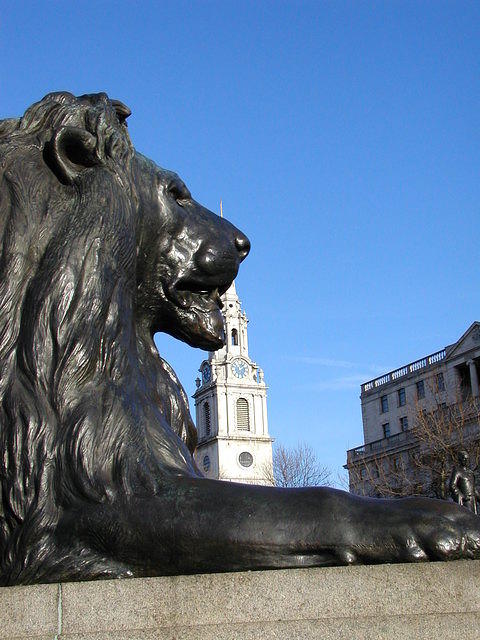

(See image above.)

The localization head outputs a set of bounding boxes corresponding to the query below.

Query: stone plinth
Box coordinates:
[1,560,480,639]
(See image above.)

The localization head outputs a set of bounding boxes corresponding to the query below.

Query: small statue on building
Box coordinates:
[449,450,480,514]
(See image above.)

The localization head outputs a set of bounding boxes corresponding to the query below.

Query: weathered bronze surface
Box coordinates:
[0,93,479,586]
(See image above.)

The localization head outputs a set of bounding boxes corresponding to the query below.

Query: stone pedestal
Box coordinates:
[1,560,480,639]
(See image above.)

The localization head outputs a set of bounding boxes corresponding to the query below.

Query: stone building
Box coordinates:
[346,322,480,495]
[193,282,273,484]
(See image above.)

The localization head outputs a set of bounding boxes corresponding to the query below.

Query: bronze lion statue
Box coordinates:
[0,92,478,586]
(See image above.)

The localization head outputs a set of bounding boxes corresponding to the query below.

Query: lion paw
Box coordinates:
[350,498,480,565]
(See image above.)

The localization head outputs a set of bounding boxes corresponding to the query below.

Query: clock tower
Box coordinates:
[193,282,273,484]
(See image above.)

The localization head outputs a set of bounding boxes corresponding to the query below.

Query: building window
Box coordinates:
[236,398,250,430]
[436,373,445,392]
[392,456,401,471]
[398,388,406,407]
[380,395,389,413]
[203,455,211,472]
[382,422,391,438]
[400,416,409,431]
[231,328,238,346]
[416,380,425,399]
[239,451,253,467]
[203,402,211,436]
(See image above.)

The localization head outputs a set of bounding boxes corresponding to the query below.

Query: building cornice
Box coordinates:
[361,321,480,397]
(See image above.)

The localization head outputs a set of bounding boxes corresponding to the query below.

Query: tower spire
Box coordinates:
[192,282,273,485]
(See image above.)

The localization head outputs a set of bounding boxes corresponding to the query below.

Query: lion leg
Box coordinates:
[56,482,346,577]
[170,480,480,570]
[55,478,480,580]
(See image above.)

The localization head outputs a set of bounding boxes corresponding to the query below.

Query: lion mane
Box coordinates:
[0,93,200,583]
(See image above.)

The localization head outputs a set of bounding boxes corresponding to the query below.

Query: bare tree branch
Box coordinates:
[264,442,331,488]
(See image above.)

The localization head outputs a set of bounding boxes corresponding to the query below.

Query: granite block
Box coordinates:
[0,583,58,639]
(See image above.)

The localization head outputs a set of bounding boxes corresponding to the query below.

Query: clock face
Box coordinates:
[239,451,253,468]
[231,358,248,379]
[202,363,211,383]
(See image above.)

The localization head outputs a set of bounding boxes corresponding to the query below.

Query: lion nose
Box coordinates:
[235,233,250,261]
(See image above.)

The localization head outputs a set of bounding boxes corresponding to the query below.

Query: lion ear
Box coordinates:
[44,126,98,185]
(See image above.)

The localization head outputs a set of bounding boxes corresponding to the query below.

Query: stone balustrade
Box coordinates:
[362,349,446,393]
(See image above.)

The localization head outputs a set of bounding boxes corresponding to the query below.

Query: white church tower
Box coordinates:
[193,282,273,484]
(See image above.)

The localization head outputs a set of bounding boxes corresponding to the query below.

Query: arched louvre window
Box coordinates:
[236,398,250,430]
[231,329,238,346]
[203,402,211,436]
[203,455,210,472]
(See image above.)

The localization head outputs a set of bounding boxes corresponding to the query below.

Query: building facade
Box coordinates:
[192,282,274,484]
[346,322,480,496]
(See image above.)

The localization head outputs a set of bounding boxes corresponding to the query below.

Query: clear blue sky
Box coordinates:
[2,1,479,481]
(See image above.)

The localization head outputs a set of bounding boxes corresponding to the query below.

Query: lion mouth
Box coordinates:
[163,279,229,350]
[165,280,230,312]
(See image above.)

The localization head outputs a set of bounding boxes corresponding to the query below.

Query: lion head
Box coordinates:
[0,92,249,583]
[132,152,250,351]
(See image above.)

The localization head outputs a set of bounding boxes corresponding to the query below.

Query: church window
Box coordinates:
[239,451,253,467]
[236,398,250,430]
[203,402,211,436]
[231,328,238,346]
[203,455,210,472]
